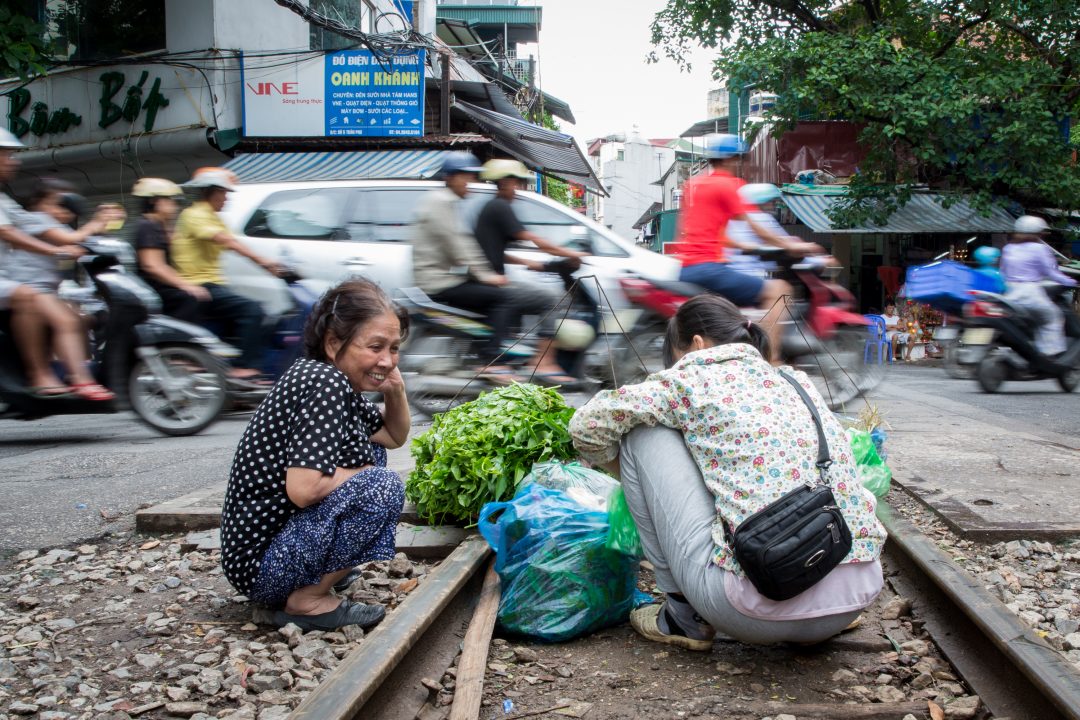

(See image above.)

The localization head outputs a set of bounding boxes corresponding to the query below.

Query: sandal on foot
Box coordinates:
[333,569,362,593]
[477,368,522,385]
[273,599,385,632]
[629,603,714,652]
[70,383,115,402]
[530,372,582,389]
[28,385,74,398]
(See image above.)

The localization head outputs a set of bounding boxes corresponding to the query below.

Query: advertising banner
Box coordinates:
[243,50,425,138]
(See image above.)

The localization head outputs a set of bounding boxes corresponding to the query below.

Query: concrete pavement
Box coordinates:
[867,365,1080,540]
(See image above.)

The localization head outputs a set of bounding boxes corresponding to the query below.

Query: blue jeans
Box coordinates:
[680,263,765,307]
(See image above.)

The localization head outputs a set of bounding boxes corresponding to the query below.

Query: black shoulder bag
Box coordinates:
[727,372,853,601]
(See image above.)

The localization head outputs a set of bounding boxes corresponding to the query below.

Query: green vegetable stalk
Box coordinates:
[407,383,576,525]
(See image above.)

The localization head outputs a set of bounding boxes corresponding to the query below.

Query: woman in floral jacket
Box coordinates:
[569,295,886,650]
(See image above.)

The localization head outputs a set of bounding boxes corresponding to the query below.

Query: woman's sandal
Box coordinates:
[273,599,385,632]
[333,569,362,593]
[629,603,714,652]
[70,383,116,402]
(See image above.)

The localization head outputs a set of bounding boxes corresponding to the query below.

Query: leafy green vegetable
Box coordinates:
[407,383,576,525]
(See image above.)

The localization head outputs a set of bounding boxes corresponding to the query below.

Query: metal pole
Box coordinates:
[440,52,451,135]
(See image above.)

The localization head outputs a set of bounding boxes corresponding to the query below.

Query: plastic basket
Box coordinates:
[904,261,997,313]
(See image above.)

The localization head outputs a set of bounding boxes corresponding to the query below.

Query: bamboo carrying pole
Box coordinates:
[448,560,502,720]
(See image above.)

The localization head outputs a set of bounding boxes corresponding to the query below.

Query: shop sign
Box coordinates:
[7,70,169,139]
[2,64,211,150]
[242,49,425,138]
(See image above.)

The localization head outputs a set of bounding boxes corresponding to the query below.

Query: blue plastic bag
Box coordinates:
[478,483,643,642]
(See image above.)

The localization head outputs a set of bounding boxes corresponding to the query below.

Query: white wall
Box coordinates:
[599,135,672,242]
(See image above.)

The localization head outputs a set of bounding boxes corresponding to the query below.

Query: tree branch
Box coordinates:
[860,0,881,24]
[933,9,992,59]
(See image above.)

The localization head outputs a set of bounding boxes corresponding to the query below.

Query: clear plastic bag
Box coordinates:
[525,460,619,510]
[847,428,892,498]
[478,483,643,642]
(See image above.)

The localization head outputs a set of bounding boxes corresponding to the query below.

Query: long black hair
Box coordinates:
[662,294,771,367]
[303,278,409,363]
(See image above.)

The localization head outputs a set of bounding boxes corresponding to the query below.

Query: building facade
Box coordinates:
[586,132,673,242]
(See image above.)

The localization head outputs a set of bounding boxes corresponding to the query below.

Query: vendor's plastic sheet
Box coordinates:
[478,482,644,642]
[848,428,892,498]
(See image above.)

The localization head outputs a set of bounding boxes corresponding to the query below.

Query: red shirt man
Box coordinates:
[674,168,748,267]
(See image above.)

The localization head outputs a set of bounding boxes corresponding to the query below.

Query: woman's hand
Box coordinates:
[371,369,410,449]
[373,367,406,396]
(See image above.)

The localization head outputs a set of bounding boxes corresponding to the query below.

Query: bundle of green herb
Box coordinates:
[407,383,576,524]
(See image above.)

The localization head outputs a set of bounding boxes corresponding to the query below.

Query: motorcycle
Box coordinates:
[221,266,319,409]
[961,279,1080,393]
[396,257,609,417]
[0,238,231,436]
[612,249,881,410]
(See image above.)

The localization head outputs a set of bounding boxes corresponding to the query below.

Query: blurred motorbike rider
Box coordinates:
[0,129,114,401]
[133,178,206,322]
[1000,215,1077,356]
[171,168,284,382]
[673,134,820,362]
[475,159,588,384]
[411,152,526,382]
[724,183,786,278]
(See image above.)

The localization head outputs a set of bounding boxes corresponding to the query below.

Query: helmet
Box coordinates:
[0,128,25,149]
[132,177,183,197]
[186,167,238,191]
[480,158,533,182]
[440,151,483,177]
[973,246,1001,267]
[738,183,781,206]
[1014,215,1049,234]
[554,319,596,351]
[703,133,747,160]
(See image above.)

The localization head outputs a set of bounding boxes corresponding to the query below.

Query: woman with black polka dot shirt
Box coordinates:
[220,278,411,631]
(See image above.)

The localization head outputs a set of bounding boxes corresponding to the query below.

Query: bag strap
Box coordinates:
[777,371,833,481]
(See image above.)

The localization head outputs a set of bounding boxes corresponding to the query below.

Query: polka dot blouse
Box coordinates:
[221,358,385,594]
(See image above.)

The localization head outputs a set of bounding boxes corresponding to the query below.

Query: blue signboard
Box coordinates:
[324,50,425,137]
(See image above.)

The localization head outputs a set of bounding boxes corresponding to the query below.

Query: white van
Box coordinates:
[218,180,680,328]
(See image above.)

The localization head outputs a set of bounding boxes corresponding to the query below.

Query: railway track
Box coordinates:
[286,504,1080,720]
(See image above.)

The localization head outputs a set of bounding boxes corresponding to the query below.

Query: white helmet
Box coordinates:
[1014,215,1049,234]
[132,177,183,197]
[480,158,533,182]
[186,167,238,191]
[554,319,596,351]
[0,128,26,149]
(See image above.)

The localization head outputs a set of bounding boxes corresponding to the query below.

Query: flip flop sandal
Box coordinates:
[530,372,582,389]
[70,383,116,402]
[333,569,362,593]
[273,598,385,632]
[477,369,523,385]
[629,603,713,652]
[28,386,74,398]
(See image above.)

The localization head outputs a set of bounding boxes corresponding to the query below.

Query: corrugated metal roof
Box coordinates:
[223,150,448,183]
[436,5,542,27]
[453,100,604,194]
[781,192,1016,234]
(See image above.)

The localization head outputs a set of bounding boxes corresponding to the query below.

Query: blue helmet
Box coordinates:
[703,133,748,160]
[440,151,483,177]
[973,246,1001,267]
[738,183,781,206]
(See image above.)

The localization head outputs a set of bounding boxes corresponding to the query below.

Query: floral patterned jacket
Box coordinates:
[569,343,886,574]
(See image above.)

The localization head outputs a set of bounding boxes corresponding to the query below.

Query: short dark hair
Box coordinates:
[303,278,410,363]
[28,178,75,209]
[662,294,770,367]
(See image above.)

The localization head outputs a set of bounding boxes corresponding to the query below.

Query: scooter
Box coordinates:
[395,258,608,417]
[613,249,879,410]
[0,238,231,436]
[961,279,1080,393]
[220,266,319,409]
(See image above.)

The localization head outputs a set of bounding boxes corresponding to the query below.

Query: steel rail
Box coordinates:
[880,503,1080,720]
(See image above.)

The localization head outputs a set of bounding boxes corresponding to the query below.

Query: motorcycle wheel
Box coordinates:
[976,351,1007,393]
[942,340,976,379]
[797,327,876,411]
[129,345,227,436]
[1059,367,1080,393]
[611,321,667,386]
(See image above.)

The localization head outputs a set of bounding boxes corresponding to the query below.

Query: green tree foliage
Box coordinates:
[0,7,50,80]
[651,0,1080,225]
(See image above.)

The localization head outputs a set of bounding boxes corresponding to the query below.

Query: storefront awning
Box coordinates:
[453,100,604,194]
[781,190,1016,234]
[223,149,447,183]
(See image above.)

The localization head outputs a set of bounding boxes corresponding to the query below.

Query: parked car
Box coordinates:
[217,180,680,329]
